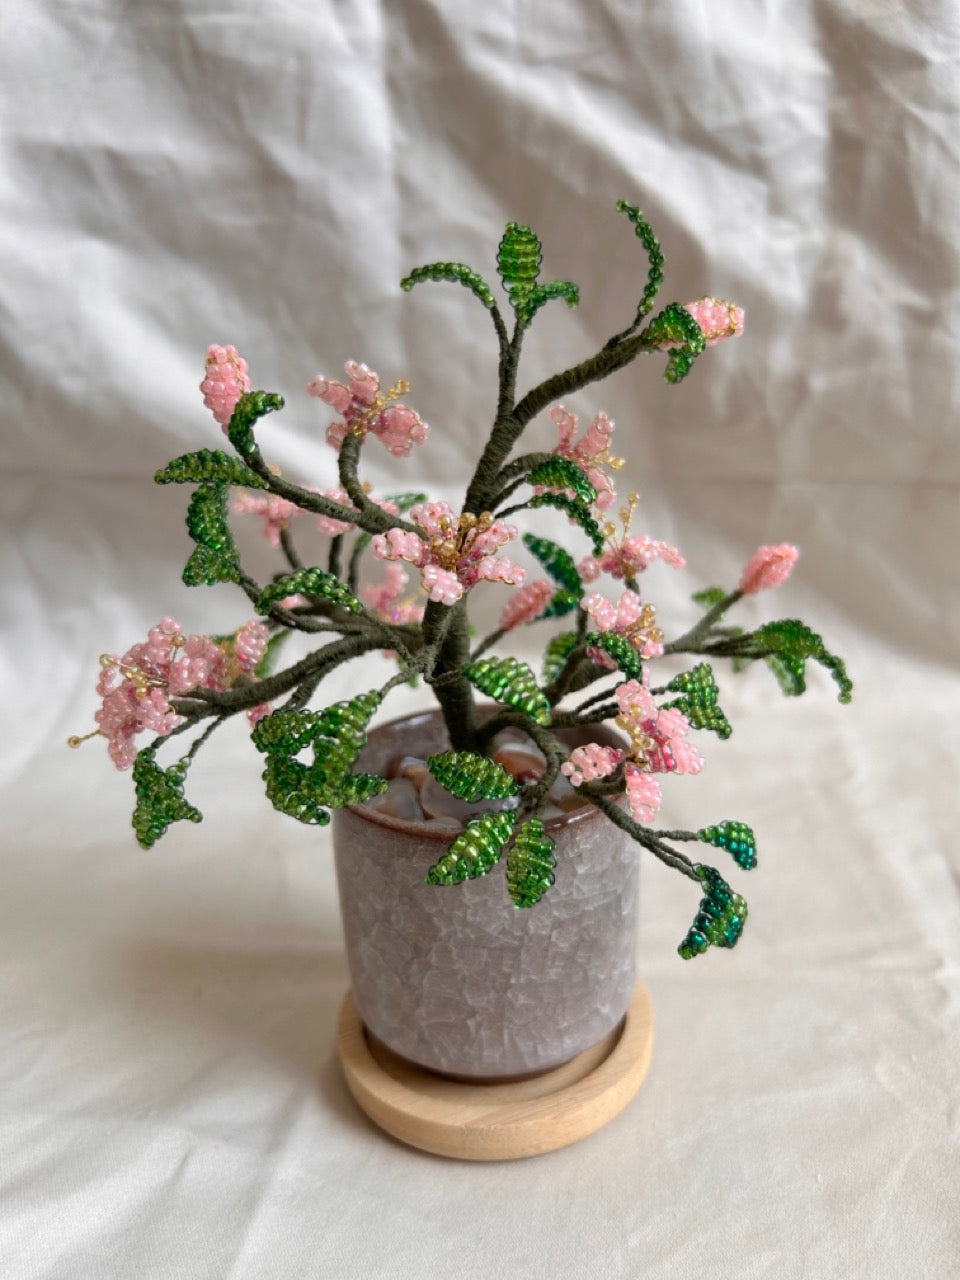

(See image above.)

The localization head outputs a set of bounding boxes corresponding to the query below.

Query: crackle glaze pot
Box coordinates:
[332,709,638,1080]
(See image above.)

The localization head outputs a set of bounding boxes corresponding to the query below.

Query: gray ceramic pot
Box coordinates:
[332,709,638,1079]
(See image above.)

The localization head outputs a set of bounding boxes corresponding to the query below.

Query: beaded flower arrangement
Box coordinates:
[73,202,852,960]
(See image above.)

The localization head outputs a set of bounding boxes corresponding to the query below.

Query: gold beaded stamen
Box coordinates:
[348,378,411,438]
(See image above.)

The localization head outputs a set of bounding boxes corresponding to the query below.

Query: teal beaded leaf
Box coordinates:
[691,585,727,610]
[698,821,756,870]
[542,631,579,683]
[539,589,580,619]
[640,303,707,384]
[155,449,267,489]
[256,568,364,617]
[505,817,556,908]
[584,631,644,680]
[131,749,203,850]
[427,750,519,801]
[522,533,583,594]
[755,619,853,704]
[424,811,517,886]
[226,390,285,456]
[523,493,605,555]
[678,864,748,960]
[182,483,240,586]
[525,459,598,507]
[663,662,732,740]
[464,656,551,726]
[615,200,665,329]
[399,262,495,310]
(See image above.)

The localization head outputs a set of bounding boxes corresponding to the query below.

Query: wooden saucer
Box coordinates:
[336,981,653,1160]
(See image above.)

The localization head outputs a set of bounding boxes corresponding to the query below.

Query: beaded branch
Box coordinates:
[74,202,852,960]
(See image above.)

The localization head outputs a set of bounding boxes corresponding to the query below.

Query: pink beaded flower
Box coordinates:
[315,487,399,537]
[307,361,428,458]
[201,345,251,430]
[544,405,620,512]
[233,620,269,674]
[581,589,665,661]
[683,297,745,346]
[738,543,799,595]
[560,743,623,788]
[232,493,303,547]
[362,564,425,626]
[95,618,229,770]
[371,502,525,606]
[499,580,553,631]
[578,535,685,584]
[615,679,704,777]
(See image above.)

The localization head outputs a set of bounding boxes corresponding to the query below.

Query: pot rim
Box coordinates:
[344,705,625,841]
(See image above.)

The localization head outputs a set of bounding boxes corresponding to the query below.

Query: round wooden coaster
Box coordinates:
[336,981,653,1161]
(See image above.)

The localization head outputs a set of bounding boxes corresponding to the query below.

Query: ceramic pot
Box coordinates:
[332,709,638,1080]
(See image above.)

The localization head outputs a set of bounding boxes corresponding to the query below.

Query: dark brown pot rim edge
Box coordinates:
[343,705,626,842]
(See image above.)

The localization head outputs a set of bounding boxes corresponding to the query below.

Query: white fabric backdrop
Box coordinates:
[2,2,958,1277]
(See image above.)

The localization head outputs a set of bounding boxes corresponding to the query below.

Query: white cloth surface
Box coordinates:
[1,2,959,1277]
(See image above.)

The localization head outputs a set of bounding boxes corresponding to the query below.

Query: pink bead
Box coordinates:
[420,564,463,605]
[232,493,302,547]
[738,543,799,594]
[560,742,622,787]
[234,620,269,673]
[624,763,662,823]
[683,297,745,346]
[200,344,251,429]
[499,580,553,630]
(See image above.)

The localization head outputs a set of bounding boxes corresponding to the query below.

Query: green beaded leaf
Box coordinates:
[525,459,597,507]
[427,750,519,802]
[640,303,707,384]
[678,863,748,960]
[754,619,853,704]
[155,449,267,490]
[522,533,583,594]
[424,811,517,886]
[523,493,605,555]
[399,262,495,309]
[616,200,665,330]
[226,390,285,456]
[256,568,364,617]
[584,631,645,680]
[539,589,580,619]
[542,631,579,683]
[262,752,332,826]
[698,821,757,871]
[691,585,727,610]
[250,708,324,755]
[522,280,580,326]
[131,749,203,850]
[328,772,389,806]
[464,656,551,727]
[497,222,543,325]
[308,690,383,777]
[505,817,556,909]
[182,483,240,586]
[663,662,732,740]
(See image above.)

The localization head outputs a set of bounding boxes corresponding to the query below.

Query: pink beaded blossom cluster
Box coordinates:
[93,618,272,768]
[544,405,620,512]
[201,345,251,430]
[579,535,685,584]
[232,493,303,547]
[307,361,428,458]
[95,618,229,770]
[372,502,525,606]
[738,543,799,595]
[615,678,704,778]
[582,589,665,661]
